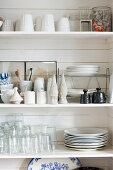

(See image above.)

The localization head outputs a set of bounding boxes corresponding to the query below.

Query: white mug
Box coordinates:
[24,91,35,104]
[57,17,70,32]
[20,14,34,32]
[35,16,42,31]
[2,20,14,31]
[34,78,44,92]
[41,14,55,32]
[19,81,33,93]
[36,91,46,104]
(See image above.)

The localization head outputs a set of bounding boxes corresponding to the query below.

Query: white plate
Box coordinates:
[64,134,108,139]
[64,141,108,146]
[67,65,99,69]
[65,143,106,149]
[64,128,108,137]
[65,145,104,151]
[65,72,98,76]
[67,89,96,97]
[27,158,82,170]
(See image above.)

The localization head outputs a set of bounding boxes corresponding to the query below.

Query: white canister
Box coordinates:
[36,91,46,104]
[41,14,55,32]
[20,14,34,32]
[24,91,35,104]
[34,78,44,92]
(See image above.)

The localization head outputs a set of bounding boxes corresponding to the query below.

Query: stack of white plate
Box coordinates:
[64,128,108,150]
[67,89,96,97]
[65,65,100,76]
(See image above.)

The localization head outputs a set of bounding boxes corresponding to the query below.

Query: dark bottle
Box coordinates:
[92,88,106,104]
[80,89,91,104]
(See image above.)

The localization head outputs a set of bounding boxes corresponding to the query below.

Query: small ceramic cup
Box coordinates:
[24,91,35,104]
[36,91,47,104]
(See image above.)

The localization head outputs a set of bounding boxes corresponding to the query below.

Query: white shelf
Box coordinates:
[0,103,112,108]
[0,32,112,40]
[0,144,113,158]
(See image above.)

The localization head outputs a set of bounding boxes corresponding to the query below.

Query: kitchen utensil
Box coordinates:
[57,17,70,32]
[92,88,106,103]
[29,68,33,81]
[41,14,55,32]
[36,91,46,104]
[2,19,14,31]
[27,157,81,170]
[24,91,35,104]
[20,14,34,32]
[80,89,91,104]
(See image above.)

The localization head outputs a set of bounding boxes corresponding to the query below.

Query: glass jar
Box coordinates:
[92,6,112,32]
[67,15,80,32]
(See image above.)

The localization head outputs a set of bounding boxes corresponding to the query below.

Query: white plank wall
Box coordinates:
[0,0,112,169]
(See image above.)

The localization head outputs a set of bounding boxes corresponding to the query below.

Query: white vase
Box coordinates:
[10,87,23,104]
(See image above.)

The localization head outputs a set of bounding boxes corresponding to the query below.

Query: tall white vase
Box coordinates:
[59,73,67,104]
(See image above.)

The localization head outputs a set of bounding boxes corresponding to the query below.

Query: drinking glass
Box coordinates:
[0,137,4,154]
[47,127,56,151]
[38,133,52,152]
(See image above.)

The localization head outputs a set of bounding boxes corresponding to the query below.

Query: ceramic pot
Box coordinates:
[92,88,106,103]
[10,87,23,104]
[80,89,91,104]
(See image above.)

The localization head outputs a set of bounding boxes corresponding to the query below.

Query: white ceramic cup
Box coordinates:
[35,16,42,31]
[24,91,35,104]
[2,20,14,31]
[20,14,34,32]
[57,17,70,32]
[41,14,55,32]
[19,81,33,93]
[34,78,44,92]
[36,91,47,104]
